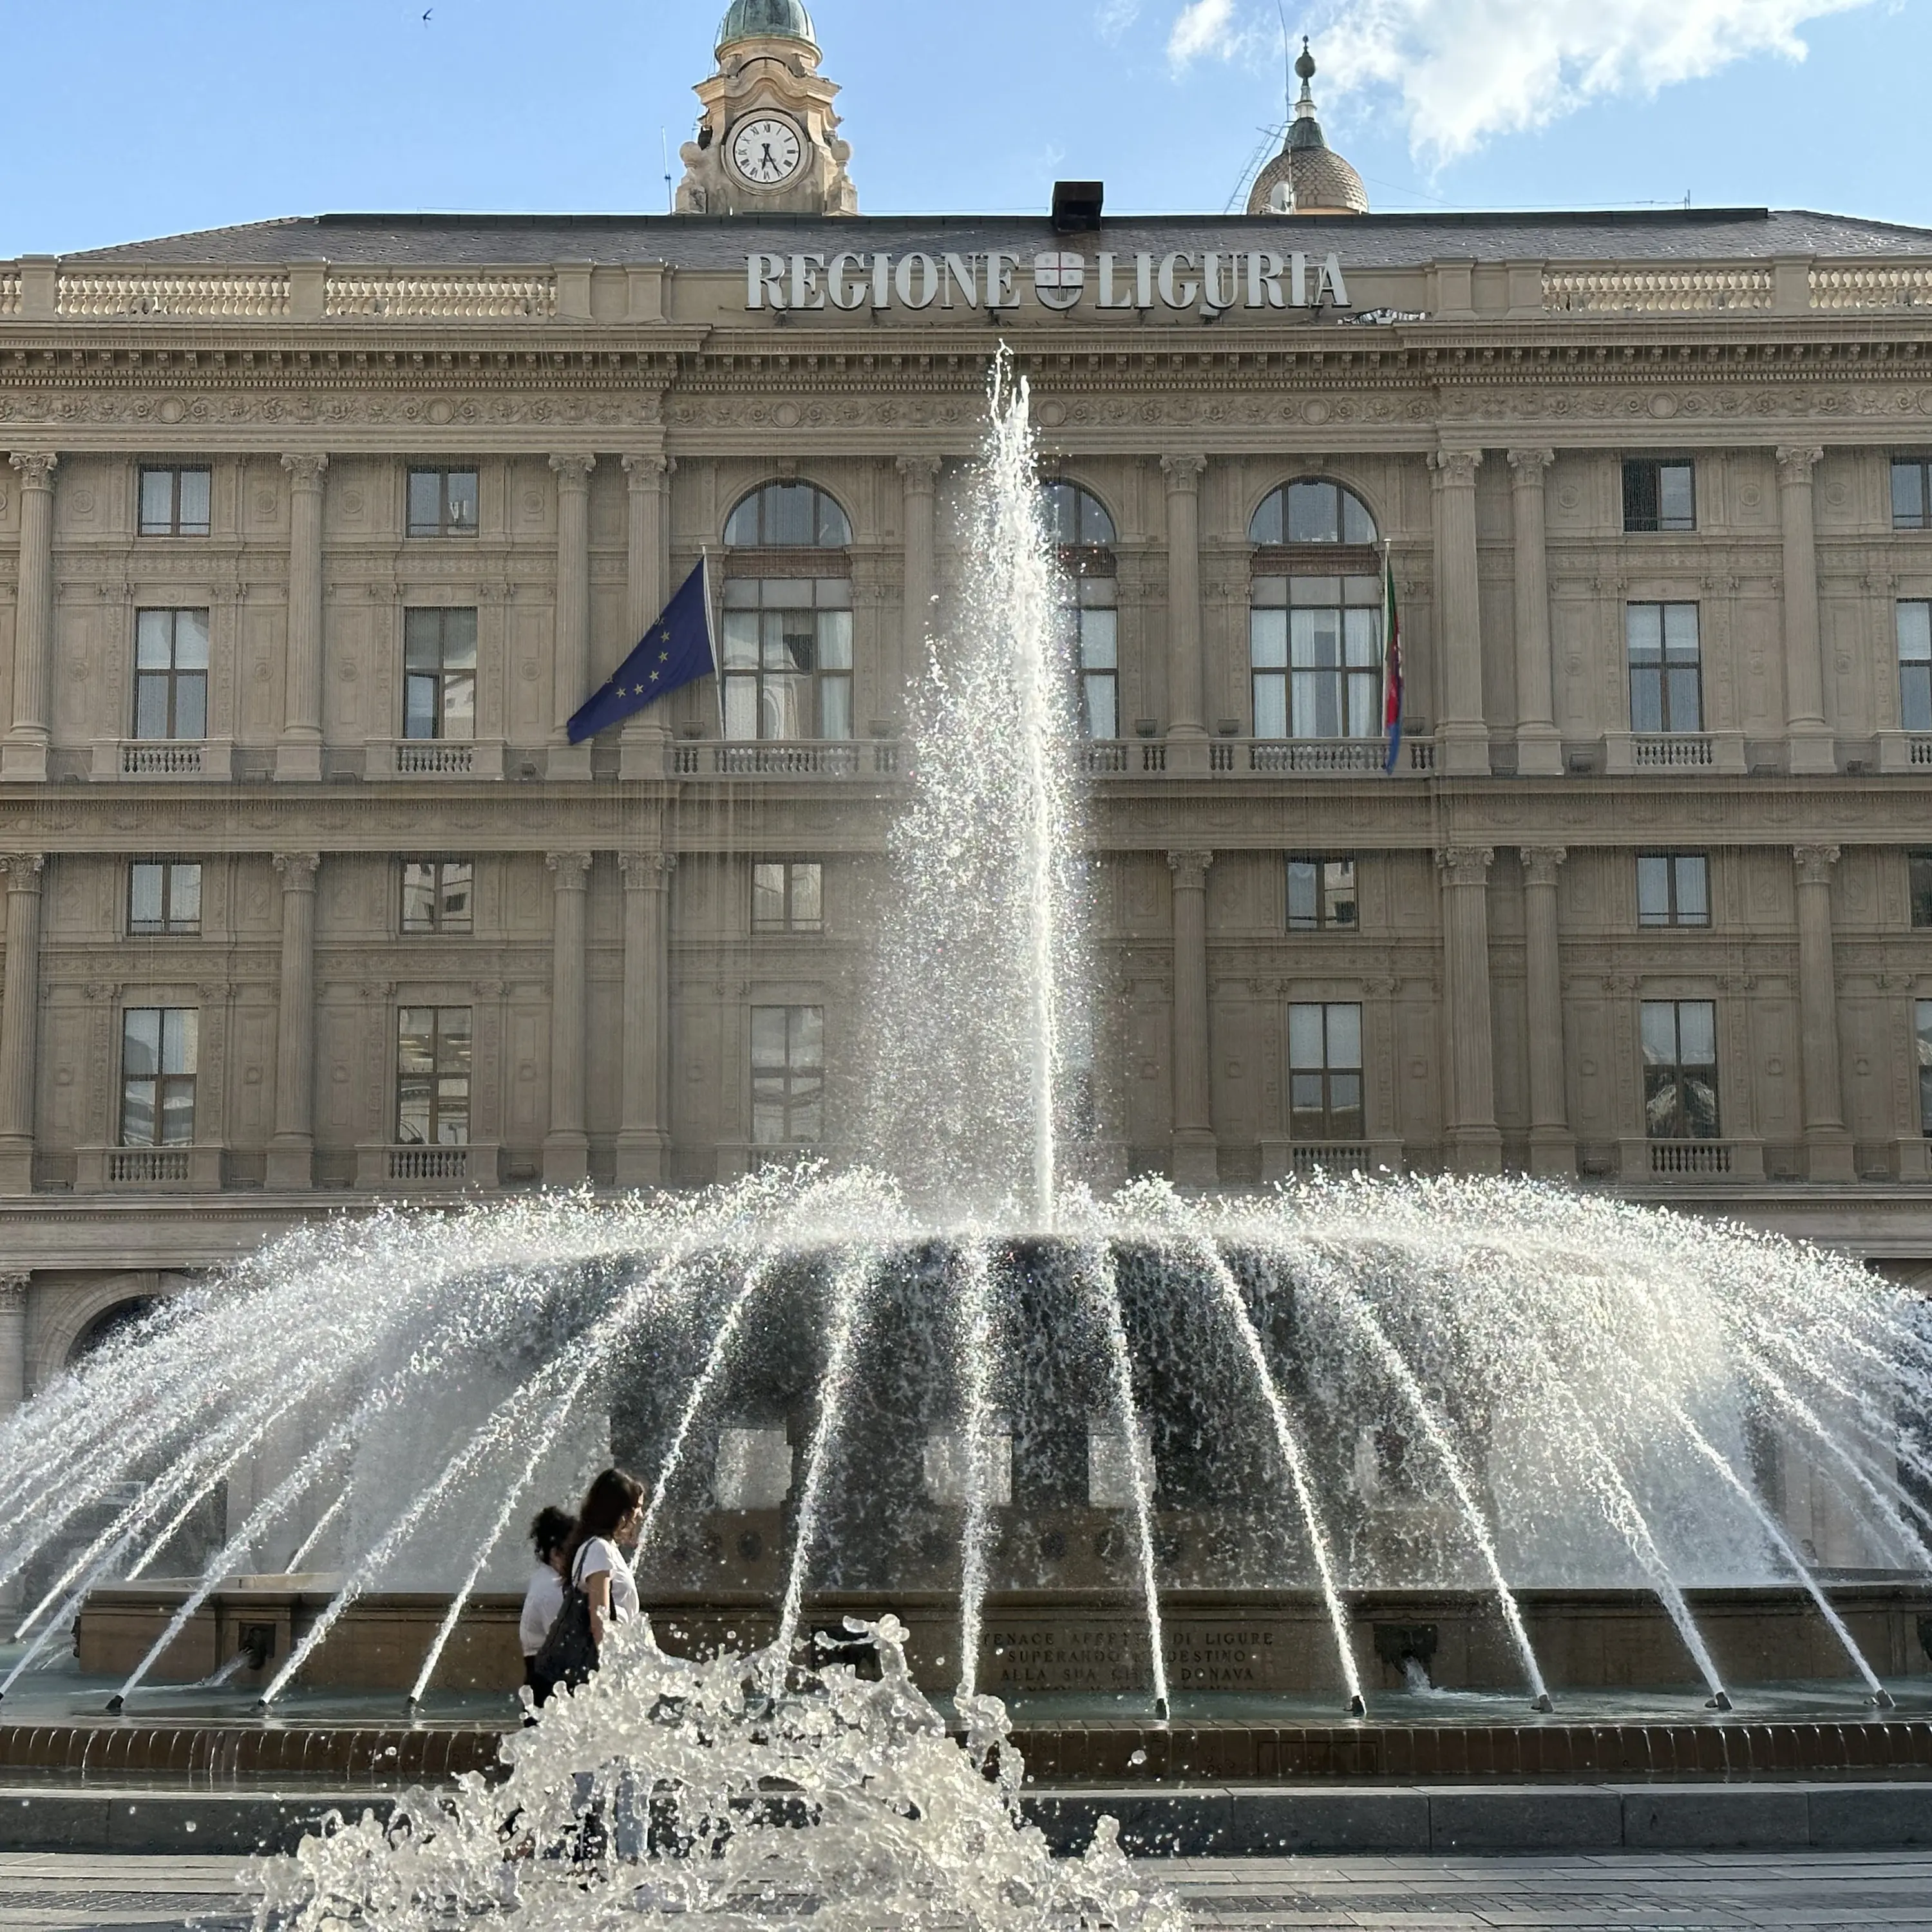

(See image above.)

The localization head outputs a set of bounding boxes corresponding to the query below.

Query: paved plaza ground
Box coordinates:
[3,1850,1932,1930]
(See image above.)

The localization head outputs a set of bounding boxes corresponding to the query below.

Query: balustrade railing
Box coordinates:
[1542,268,1772,314]
[109,1148,193,1184]
[1647,1139,1735,1177]
[55,270,291,319]
[672,741,900,778]
[364,739,505,780]
[1810,265,1932,311]
[323,272,556,320]
[1631,733,1715,770]
[93,739,234,781]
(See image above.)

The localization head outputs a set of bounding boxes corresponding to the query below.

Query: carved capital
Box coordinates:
[1793,843,1841,888]
[6,452,56,490]
[1603,972,1639,996]
[1430,449,1482,488]
[1775,445,1824,488]
[1506,448,1556,482]
[1520,846,1567,887]
[1160,453,1206,491]
[1166,848,1215,888]
[272,851,321,889]
[0,854,46,890]
[279,453,330,487]
[621,452,674,486]
[1436,846,1495,886]
[895,454,942,489]
[547,851,593,887]
[618,851,678,889]
[549,453,597,488]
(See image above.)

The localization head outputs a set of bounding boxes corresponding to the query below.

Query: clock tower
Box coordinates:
[675,1,860,218]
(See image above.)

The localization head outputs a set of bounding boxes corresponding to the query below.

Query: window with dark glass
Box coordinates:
[1899,602,1932,732]
[1911,853,1932,929]
[138,467,211,538]
[751,1005,823,1146]
[1287,857,1358,931]
[1636,853,1710,928]
[1626,603,1702,733]
[401,860,474,935]
[1250,481,1382,741]
[722,484,853,743]
[725,481,852,549]
[1893,459,1932,531]
[1642,999,1720,1140]
[406,468,479,538]
[120,1008,196,1147]
[1622,460,1696,533]
[1043,481,1119,741]
[129,862,202,937]
[1289,1002,1364,1141]
[753,862,823,933]
[133,609,210,741]
[1918,1001,1932,1135]
[402,608,478,740]
[397,1007,471,1145]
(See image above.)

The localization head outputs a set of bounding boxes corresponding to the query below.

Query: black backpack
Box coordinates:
[528,1546,600,1705]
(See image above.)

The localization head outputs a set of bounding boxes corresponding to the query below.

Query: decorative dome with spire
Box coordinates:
[1247,39,1368,217]
[716,0,817,53]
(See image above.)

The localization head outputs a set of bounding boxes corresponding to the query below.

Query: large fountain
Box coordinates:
[4,359,1931,1920]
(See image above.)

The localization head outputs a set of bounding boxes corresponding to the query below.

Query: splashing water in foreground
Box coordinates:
[247,1614,1187,1931]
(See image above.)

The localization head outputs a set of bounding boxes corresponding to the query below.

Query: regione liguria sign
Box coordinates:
[746,249,1352,317]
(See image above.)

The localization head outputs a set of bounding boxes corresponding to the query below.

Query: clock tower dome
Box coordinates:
[675,1,860,217]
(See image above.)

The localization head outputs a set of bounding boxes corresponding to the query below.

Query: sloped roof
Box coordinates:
[52,207,1932,270]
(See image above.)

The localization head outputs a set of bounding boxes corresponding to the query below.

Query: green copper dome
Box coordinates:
[716,0,817,50]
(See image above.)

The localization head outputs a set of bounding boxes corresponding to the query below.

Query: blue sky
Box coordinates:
[0,0,1924,259]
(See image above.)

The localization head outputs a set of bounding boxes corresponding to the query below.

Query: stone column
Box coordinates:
[1430,449,1488,777]
[1161,456,1209,773]
[897,455,941,699]
[0,856,43,1194]
[1520,846,1575,1177]
[548,453,597,781]
[544,852,592,1185]
[1794,843,1855,1182]
[267,853,320,1189]
[1507,449,1562,777]
[0,1272,25,1418]
[4,454,57,783]
[616,852,677,1187]
[1167,849,1217,1185]
[1776,446,1834,775]
[620,453,674,780]
[1437,846,1502,1173]
[276,454,328,782]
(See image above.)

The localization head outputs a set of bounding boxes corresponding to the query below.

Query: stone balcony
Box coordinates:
[670,740,901,779]
[74,1144,225,1192]
[363,738,506,781]
[353,1142,502,1189]
[90,739,234,782]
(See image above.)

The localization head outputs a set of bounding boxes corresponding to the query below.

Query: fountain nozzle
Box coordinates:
[105,1694,124,1714]
[1531,1692,1553,1714]
[1347,1693,1367,1717]
[1871,1689,1897,1710]
[1153,1696,1170,1722]
[1706,1690,1734,1712]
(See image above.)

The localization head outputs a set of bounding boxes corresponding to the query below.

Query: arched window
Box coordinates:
[1043,480,1119,741]
[721,482,854,741]
[1249,479,1383,741]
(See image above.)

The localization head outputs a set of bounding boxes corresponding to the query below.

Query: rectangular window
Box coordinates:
[1626,602,1702,734]
[720,578,853,741]
[1636,853,1710,928]
[1911,853,1932,929]
[1286,857,1358,932]
[406,468,479,539]
[396,1007,472,1146]
[1251,574,1383,739]
[1899,602,1932,733]
[1893,459,1932,531]
[751,1005,824,1146]
[1642,999,1720,1141]
[1623,459,1696,533]
[128,862,202,937]
[133,609,210,741]
[401,860,475,935]
[752,862,823,933]
[1287,1001,1364,1142]
[120,1008,197,1147]
[1918,1001,1932,1137]
[138,466,211,538]
[1063,575,1119,740]
[402,608,478,741]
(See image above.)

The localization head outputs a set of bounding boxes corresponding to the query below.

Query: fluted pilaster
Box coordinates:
[0,856,44,1193]
[620,453,675,779]
[4,455,57,783]
[1793,844,1855,1181]
[1520,846,1575,1176]
[544,852,593,1184]
[267,853,321,1189]
[616,851,677,1187]
[549,453,596,780]
[898,455,941,703]
[1431,449,1488,777]
[1168,848,1217,1184]
[1437,846,1501,1172]
[1507,450,1562,777]
[277,454,328,782]
[1161,456,1209,770]
[1777,446,1835,775]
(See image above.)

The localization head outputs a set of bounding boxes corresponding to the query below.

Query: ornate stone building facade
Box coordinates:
[5,3,1932,1415]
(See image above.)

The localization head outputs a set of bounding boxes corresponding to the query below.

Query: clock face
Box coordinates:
[730,115,804,187]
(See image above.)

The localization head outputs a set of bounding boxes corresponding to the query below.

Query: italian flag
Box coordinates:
[1381,546,1403,775]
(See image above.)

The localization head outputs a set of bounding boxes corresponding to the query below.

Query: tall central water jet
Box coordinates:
[860,352,1086,1225]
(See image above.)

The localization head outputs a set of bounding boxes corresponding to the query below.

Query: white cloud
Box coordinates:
[1095,0,1142,41]
[1177,0,1875,158]
[1168,0,1240,64]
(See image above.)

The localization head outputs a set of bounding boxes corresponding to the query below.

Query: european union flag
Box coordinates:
[567,558,715,744]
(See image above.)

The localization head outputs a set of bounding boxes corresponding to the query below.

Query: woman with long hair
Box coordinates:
[564,1466,645,1649]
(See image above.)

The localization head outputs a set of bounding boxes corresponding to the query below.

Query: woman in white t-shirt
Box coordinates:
[565,1466,646,1651]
